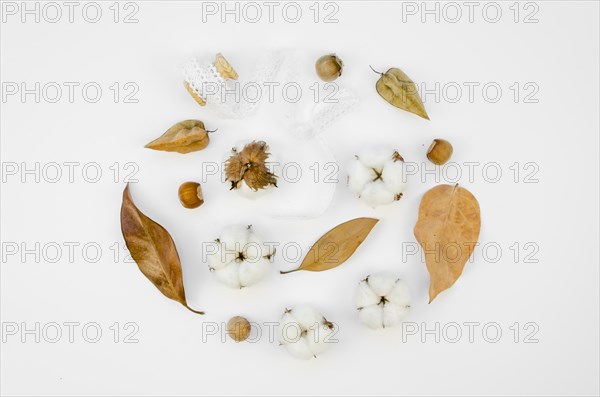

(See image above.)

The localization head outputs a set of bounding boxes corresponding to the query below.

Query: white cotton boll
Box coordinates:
[219,225,250,253]
[360,182,395,207]
[284,337,313,360]
[386,280,412,307]
[348,161,376,195]
[358,147,392,170]
[214,261,241,289]
[291,306,324,330]
[358,305,384,329]
[354,280,380,308]
[207,245,230,271]
[381,159,406,194]
[306,324,334,356]
[383,303,410,328]
[238,258,270,287]
[244,230,274,261]
[367,272,397,297]
[278,312,302,345]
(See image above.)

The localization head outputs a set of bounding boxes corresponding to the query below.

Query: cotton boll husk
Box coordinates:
[219,225,249,253]
[306,324,333,356]
[278,312,302,344]
[214,261,241,289]
[367,272,397,296]
[284,337,314,360]
[291,306,324,330]
[207,245,231,271]
[386,280,411,307]
[348,160,377,194]
[381,159,406,194]
[244,230,274,261]
[354,280,380,308]
[382,303,410,328]
[358,147,393,170]
[238,257,270,287]
[358,305,384,329]
[360,182,395,207]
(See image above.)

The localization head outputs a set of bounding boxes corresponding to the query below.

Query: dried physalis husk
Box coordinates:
[214,53,238,80]
[225,141,278,191]
[372,66,429,120]
[414,184,481,302]
[145,120,210,154]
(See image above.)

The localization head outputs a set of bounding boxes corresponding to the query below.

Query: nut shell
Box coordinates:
[315,54,343,82]
[178,182,204,209]
[427,139,453,165]
[227,316,251,342]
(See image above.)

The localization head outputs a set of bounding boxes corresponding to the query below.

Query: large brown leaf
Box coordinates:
[414,184,480,302]
[281,218,379,274]
[374,67,429,120]
[120,184,203,314]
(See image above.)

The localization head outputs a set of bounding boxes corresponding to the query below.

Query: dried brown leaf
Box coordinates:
[374,67,429,120]
[120,184,203,314]
[413,184,481,302]
[145,120,210,154]
[281,218,379,274]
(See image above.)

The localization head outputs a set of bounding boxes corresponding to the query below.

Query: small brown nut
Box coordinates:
[315,54,343,82]
[227,316,251,342]
[178,182,204,209]
[427,139,453,165]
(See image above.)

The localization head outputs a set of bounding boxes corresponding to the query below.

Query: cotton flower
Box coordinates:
[207,225,275,289]
[355,272,411,329]
[348,148,406,207]
[225,141,277,197]
[278,305,335,360]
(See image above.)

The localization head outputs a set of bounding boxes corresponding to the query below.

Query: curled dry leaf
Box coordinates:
[281,218,379,274]
[413,184,481,302]
[120,184,204,314]
[225,141,278,191]
[372,66,429,120]
[145,120,210,154]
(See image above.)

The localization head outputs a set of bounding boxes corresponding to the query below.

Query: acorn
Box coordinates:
[426,139,453,165]
[178,182,204,209]
[227,316,251,342]
[315,54,343,82]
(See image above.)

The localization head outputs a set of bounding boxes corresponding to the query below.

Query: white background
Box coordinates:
[1,1,599,396]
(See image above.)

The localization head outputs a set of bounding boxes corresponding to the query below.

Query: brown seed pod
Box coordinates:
[225,141,278,191]
[227,316,251,342]
[427,139,453,165]
[178,182,204,209]
[315,54,343,82]
[145,120,211,154]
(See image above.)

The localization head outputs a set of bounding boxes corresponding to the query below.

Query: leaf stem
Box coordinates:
[280,269,299,275]
[369,65,383,75]
[184,304,205,315]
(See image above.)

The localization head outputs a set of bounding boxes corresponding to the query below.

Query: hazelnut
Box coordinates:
[178,181,204,209]
[427,139,453,165]
[315,54,343,82]
[227,316,251,342]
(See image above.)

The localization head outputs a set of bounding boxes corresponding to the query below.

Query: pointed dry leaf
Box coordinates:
[281,218,379,274]
[214,53,238,80]
[145,120,210,154]
[120,184,203,314]
[374,67,429,120]
[413,184,481,302]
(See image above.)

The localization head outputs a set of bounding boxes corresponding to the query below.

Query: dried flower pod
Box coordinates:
[427,139,453,165]
[315,54,343,82]
[225,141,277,193]
[372,66,429,120]
[227,316,251,342]
[178,182,204,209]
[145,120,211,154]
